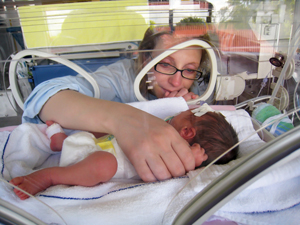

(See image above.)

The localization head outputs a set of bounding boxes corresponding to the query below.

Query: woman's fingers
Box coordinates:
[145,136,192,180]
[165,88,199,101]
[165,88,188,98]
[146,154,173,181]
[171,140,196,173]
[114,109,195,182]
[124,129,192,181]
[132,158,159,182]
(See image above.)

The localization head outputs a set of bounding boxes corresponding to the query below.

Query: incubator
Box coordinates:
[0,0,300,224]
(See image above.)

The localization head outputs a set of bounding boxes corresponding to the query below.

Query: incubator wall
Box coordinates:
[0,0,300,224]
[1,0,299,117]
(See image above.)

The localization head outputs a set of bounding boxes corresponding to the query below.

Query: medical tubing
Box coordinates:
[294,79,300,121]
[2,54,18,113]
[162,107,300,224]
[269,25,300,105]
[208,41,223,103]
[257,72,271,97]
[9,50,100,110]
[0,178,67,225]
[133,39,218,105]
[234,95,272,109]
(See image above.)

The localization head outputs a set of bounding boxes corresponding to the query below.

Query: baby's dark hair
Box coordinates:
[191,112,239,168]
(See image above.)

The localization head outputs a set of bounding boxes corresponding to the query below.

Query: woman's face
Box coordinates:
[149,37,202,99]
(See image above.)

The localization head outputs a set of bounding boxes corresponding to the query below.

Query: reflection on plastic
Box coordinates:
[18,0,148,48]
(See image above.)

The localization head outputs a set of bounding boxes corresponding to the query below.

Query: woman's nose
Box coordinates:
[168,71,182,87]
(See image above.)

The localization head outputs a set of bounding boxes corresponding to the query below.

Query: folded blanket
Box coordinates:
[0,99,299,225]
[127,96,189,119]
[2,123,60,180]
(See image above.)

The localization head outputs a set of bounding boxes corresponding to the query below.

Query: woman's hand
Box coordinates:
[164,88,199,101]
[110,104,196,182]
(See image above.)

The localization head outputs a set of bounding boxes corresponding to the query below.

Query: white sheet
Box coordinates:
[0,98,299,225]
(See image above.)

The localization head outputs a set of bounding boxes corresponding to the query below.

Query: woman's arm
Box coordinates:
[40,90,196,182]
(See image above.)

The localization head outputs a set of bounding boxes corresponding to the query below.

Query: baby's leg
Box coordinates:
[10,151,118,200]
[61,151,118,186]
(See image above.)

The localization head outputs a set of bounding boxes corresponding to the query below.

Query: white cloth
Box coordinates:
[1,123,58,180]
[59,131,138,179]
[127,96,189,119]
[45,123,65,139]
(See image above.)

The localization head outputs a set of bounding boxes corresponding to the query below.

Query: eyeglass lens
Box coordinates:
[155,63,201,80]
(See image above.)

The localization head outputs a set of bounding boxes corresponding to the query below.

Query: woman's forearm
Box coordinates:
[40,90,124,133]
[40,89,162,134]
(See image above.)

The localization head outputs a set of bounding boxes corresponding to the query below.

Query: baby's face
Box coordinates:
[190,143,208,167]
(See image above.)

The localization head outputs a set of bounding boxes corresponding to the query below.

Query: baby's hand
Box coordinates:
[190,143,208,167]
[165,88,199,101]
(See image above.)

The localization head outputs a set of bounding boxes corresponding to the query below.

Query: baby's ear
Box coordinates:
[180,126,196,142]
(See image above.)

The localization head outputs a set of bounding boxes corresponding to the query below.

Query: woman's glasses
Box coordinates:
[154,63,202,80]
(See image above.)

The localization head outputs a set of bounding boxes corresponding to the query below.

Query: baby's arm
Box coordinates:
[10,151,117,200]
[45,121,68,151]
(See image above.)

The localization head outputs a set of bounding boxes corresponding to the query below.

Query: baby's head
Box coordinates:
[167,107,239,168]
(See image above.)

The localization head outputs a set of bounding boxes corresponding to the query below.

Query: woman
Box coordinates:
[23,27,211,182]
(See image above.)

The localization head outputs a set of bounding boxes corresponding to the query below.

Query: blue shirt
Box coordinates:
[23,59,139,123]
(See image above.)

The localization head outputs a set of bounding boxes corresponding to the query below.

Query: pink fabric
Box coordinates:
[0,126,17,132]
[210,105,236,111]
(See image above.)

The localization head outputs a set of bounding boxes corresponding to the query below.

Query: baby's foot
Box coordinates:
[46,121,67,152]
[9,170,53,200]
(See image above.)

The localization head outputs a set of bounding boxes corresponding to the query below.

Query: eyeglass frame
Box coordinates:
[153,62,203,81]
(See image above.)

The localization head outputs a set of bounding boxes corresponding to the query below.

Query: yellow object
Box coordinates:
[18,0,149,49]
[95,134,116,154]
